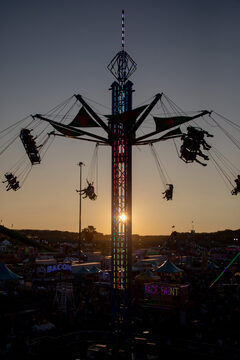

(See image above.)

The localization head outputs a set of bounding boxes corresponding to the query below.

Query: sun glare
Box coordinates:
[119,213,127,222]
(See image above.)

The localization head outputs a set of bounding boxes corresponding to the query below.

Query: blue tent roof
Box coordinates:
[154,259,183,273]
[0,262,22,280]
[89,266,101,273]
[76,266,90,274]
[135,269,155,280]
[145,269,154,277]
[207,262,219,269]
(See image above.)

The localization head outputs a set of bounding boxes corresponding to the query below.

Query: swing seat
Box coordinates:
[180,148,197,163]
[20,128,41,165]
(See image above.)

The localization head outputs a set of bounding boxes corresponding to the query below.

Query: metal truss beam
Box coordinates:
[33,114,109,143]
[75,94,113,138]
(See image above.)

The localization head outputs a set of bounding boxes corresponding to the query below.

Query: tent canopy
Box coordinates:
[77,266,90,274]
[154,259,183,274]
[89,265,101,273]
[0,262,22,280]
[207,262,219,269]
[135,269,155,280]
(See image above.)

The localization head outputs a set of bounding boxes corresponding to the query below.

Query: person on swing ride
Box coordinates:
[81,180,97,200]
[180,125,212,166]
[231,175,240,195]
[2,173,15,183]
[162,184,174,200]
[186,126,213,150]
[180,144,208,166]
[20,128,39,154]
[2,173,20,191]
[7,181,20,191]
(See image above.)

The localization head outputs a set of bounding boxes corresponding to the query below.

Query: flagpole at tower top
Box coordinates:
[121,10,125,50]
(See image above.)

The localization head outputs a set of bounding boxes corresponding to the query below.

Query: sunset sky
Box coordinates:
[0,0,240,235]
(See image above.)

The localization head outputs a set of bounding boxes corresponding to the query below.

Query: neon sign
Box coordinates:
[46,263,72,273]
[145,284,179,296]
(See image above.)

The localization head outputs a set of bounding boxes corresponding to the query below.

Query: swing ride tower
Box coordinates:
[107,10,136,332]
[32,10,209,333]
[30,8,216,347]
[106,11,161,334]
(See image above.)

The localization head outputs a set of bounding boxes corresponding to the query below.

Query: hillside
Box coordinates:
[8,227,240,249]
[0,225,53,251]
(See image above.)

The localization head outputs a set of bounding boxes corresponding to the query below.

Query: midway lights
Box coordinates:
[119,213,127,222]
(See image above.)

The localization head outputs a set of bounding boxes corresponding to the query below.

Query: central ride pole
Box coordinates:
[108,10,136,355]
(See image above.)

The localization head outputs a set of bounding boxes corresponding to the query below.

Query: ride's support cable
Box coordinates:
[137,97,158,134]
[58,99,78,124]
[128,93,162,136]
[83,95,111,112]
[150,144,169,189]
[96,145,99,195]
[162,93,188,116]
[0,133,19,156]
[19,164,33,187]
[16,158,34,184]
[213,111,240,132]
[30,96,75,140]
[211,147,239,177]
[88,144,99,184]
[210,252,240,288]
[136,95,155,109]
[17,162,30,178]
[75,94,112,137]
[38,133,52,150]
[44,95,75,117]
[32,98,78,144]
[30,118,43,132]
[9,154,29,174]
[0,115,31,137]
[160,98,172,117]
[173,138,180,157]
[209,115,240,151]
[39,135,55,160]
[138,97,170,138]
[208,152,234,190]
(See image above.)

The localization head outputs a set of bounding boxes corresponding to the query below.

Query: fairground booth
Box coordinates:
[134,259,189,310]
[32,256,73,283]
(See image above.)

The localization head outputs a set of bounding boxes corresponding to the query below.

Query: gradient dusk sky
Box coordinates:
[0,0,240,235]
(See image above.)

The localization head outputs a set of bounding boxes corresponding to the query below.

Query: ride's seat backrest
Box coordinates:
[187,127,204,141]
[183,137,199,151]
[181,147,196,161]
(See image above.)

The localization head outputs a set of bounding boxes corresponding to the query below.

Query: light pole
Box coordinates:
[77,161,85,262]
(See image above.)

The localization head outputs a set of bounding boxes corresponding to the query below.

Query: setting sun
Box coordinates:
[119,213,127,222]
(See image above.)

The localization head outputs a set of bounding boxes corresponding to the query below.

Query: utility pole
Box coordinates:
[77,161,84,262]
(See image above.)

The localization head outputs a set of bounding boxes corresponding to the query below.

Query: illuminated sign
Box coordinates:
[145,284,179,296]
[46,263,72,273]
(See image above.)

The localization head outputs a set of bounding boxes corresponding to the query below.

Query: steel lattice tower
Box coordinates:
[107,10,136,332]
[107,13,161,334]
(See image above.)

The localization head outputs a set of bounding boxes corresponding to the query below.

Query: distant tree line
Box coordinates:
[2,226,239,253]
